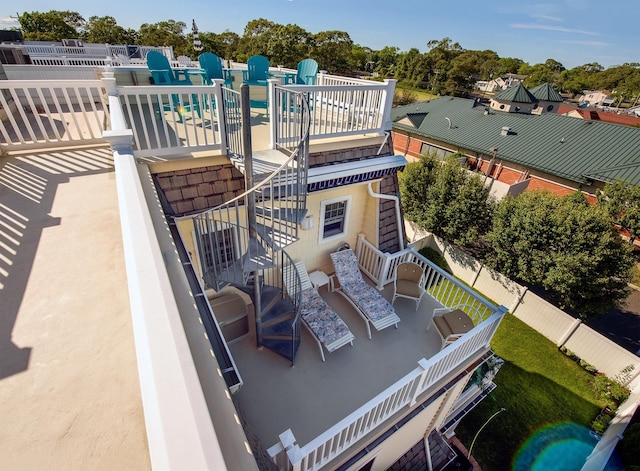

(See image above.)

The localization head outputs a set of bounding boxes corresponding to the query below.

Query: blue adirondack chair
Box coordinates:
[285,58,319,85]
[146,50,200,121]
[242,55,271,111]
[198,52,233,88]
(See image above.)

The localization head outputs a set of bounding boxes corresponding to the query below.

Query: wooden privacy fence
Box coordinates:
[413,233,640,391]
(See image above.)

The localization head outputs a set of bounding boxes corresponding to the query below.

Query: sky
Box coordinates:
[1,0,638,69]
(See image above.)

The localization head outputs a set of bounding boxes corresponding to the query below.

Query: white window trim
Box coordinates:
[318,195,352,245]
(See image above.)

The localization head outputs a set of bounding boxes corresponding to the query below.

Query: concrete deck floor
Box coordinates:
[0,145,150,470]
[230,284,444,448]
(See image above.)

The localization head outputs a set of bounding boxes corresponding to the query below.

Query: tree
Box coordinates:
[19,10,84,41]
[487,191,633,317]
[311,30,353,74]
[597,181,640,245]
[399,153,493,248]
[138,20,188,55]
[82,16,136,44]
[236,18,277,61]
[266,24,311,68]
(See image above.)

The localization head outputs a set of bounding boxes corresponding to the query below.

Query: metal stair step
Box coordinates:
[255,206,308,225]
[254,223,298,251]
[242,237,275,271]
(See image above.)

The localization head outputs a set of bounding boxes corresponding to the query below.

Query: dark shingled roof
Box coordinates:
[392,97,640,187]
[529,83,563,102]
[492,83,538,103]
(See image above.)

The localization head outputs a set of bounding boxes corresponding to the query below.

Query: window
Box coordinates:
[499,104,505,110]
[420,142,453,160]
[201,227,236,269]
[319,196,352,244]
[193,224,238,275]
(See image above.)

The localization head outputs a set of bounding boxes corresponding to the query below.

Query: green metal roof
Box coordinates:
[492,83,538,103]
[529,83,563,102]
[392,97,640,186]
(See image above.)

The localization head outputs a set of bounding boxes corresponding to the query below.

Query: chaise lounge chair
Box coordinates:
[329,248,400,339]
[283,262,354,361]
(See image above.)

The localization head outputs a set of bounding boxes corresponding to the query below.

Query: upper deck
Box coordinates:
[0,62,505,470]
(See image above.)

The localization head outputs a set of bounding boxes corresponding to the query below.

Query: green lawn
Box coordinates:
[455,313,606,470]
[394,83,437,102]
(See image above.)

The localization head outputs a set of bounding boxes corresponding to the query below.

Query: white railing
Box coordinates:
[24,43,172,60]
[356,234,499,321]
[0,79,108,151]
[3,64,101,81]
[268,309,506,470]
[114,80,227,158]
[271,79,395,145]
[30,56,111,67]
[316,72,380,87]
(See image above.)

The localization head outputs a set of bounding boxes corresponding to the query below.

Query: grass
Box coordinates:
[394,83,437,102]
[454,313,606,470]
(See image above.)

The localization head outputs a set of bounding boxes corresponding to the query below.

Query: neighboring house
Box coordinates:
[579,90,615,107]
[392,84,640,201]
[1,49,508,471]
[474,73,527,93]
[558,104,640,127]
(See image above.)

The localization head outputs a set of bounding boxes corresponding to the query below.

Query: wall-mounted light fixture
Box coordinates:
[301,215,314,230]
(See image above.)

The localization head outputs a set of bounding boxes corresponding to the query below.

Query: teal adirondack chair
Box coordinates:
[146,51,200,121]
[146,50,193,85]
[282,58,319,113]
[242,55,271,112]
[286,58,319,85]
[198,52,233,88]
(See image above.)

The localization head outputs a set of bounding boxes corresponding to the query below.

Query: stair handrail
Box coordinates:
[174,91,311,222]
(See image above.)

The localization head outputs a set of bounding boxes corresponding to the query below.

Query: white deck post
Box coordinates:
[380,79,397,132]
[212,78,228,151]
[269,78,279,149]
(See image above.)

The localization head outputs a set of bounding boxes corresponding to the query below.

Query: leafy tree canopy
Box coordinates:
[487,191,633,317]
[399,153,493,248]
[597,181,640,245]
[82,16,137,45]
[19,10,84,41]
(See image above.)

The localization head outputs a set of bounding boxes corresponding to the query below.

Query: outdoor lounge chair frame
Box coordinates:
[329,248,400,339]
[283,262,354,361]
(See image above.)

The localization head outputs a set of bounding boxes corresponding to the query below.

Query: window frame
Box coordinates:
[318,195,352,245]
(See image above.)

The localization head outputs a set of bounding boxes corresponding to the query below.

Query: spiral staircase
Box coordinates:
[192,85,311,364]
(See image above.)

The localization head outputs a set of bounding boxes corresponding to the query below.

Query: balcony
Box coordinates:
[0,64,506,470]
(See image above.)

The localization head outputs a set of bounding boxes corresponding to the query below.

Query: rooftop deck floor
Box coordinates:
[0,146,150,470]
[230,284,444,448]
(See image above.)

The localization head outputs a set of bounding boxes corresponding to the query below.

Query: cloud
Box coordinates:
[555,39,611,47]
[530,14,563,22]
[509,23,599,35]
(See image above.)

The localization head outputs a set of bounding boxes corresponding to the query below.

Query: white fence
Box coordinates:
[267,235,507,470]
[414,233,640,390]
[0,79,108,151]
